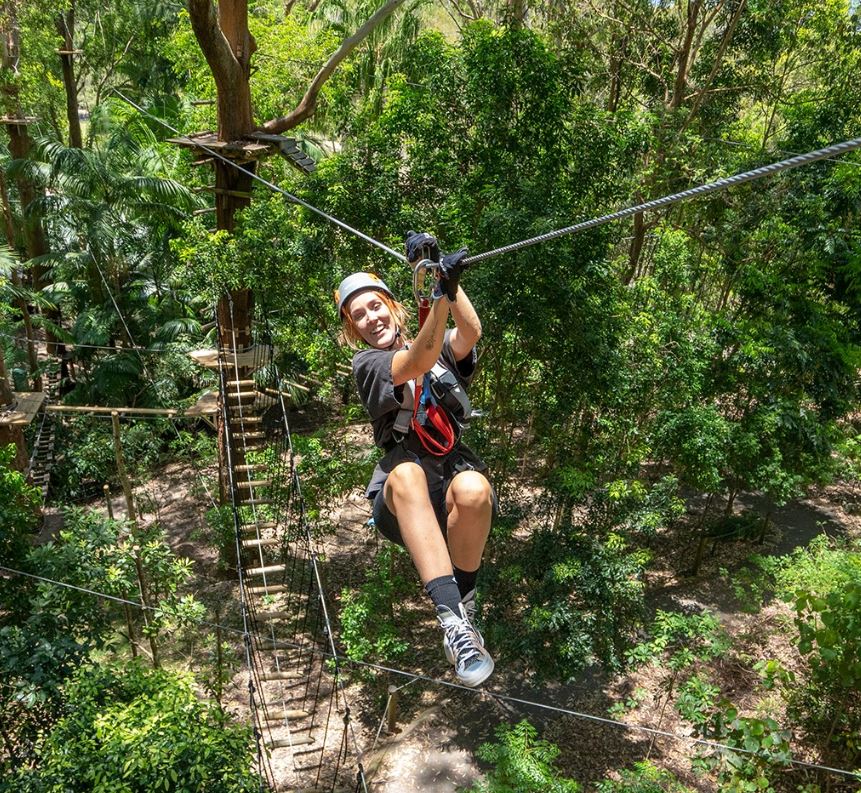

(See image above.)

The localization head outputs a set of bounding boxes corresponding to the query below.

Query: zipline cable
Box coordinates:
[461,135,861,265]
[113,88,861,273]
[2,561,858,783]
[112,89,406,264]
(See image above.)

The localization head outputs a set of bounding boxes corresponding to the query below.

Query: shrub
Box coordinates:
[10,661,259,792]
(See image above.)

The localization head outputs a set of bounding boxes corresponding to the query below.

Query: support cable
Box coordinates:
[461,135,861,265]
[3,560,858,782]
[112,90,406,264]
[273,368,369,793]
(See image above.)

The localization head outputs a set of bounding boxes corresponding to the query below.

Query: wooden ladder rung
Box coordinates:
[241,537,279,549]
[246,564,286,577]
[227,390,257,400]
[259,670,304,681]
[241,520,277,531]
[256,639,300,651]
[247,583,289,595]
[267,735,313,749]
[254,611,291,622]
[237,479,271,489]
[230,414,262,423]
[235,431,265,440]
[264,709,310,722]
[227,379,256,388]
[235,463,267,472]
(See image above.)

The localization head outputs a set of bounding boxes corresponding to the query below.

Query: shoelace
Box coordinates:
[444,618,483,666]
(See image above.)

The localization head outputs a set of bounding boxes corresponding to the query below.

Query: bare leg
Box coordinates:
[384,461,452,584]
[445,471,493,572]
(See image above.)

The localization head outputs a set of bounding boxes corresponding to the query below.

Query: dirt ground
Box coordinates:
[63,448,861,792]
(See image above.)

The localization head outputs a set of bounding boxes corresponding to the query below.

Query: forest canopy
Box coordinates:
[1,1,860,791]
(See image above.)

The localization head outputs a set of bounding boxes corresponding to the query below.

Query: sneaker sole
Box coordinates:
[457,655,494,688]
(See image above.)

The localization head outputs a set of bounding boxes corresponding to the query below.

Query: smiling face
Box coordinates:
[345,290,401,349]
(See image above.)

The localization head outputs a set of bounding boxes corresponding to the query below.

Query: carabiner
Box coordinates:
[412,256,440,305]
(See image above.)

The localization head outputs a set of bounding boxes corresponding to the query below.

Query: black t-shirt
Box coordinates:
[352,330,486,498]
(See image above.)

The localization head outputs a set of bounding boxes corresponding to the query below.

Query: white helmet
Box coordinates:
[334,272,394,317]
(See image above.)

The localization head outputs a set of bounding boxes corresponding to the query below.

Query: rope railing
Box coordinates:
[2,561,859,784]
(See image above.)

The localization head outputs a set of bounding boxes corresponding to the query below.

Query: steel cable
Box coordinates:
[462,136,861,265]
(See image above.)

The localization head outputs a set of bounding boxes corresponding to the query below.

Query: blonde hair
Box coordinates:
[339,290,411,349]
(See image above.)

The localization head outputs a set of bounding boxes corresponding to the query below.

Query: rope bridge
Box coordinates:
[214,295,368,793]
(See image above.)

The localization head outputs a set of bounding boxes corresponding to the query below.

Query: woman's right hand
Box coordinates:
[405,230,440,264]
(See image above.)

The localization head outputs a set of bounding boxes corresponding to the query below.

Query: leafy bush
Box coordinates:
[692,701,791,793]
[52,417,169,501]
[10,661,259,792]
[484,524,648,680]
[595,761,693,792]
[339,544,411,665]
[465,720,581,793]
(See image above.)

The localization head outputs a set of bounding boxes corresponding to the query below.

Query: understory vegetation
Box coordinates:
[1,0,860,791]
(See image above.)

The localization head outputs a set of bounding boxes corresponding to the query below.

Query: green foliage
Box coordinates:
[595,761,693,792]
[792,581,861,760]
[0,444,40,570]
[626,610,729,672]
[10,660,259,792]
[204,505,237,573]
[675,673,721,732]
[484,518,648,679]
[466,720,581,793]
[339,545,411,665]
[52,418,169,501]
[292,431,377,526]
[693,701,792,793]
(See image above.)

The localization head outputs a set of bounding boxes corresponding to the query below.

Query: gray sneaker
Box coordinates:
[437,603,494,688]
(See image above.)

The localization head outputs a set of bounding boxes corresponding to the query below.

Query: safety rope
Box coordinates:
[112,90,406,264]
[461,135,861,265]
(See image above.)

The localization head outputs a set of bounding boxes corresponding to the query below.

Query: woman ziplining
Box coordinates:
[335,231,496,687]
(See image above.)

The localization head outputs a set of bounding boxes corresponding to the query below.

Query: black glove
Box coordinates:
[405,230,440,264]
[437,247,469,301]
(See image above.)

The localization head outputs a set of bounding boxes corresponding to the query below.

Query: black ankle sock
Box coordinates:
[453,566,479,599]
[425,575,463,613]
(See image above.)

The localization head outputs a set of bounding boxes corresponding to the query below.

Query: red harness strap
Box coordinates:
[411,296,457,456]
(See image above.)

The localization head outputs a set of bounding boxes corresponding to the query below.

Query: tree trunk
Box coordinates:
[56,6,83,149]
[0,168,40,390]
[624,210,647,284]
[0,353,28,472]
[669,1,701,110]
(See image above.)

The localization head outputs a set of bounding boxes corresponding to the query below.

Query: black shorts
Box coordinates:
[370,475,498,548]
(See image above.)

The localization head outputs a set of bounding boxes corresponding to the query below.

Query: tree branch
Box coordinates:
[260,0,406,134]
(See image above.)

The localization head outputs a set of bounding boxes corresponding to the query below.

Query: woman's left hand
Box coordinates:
[437,248,469,301]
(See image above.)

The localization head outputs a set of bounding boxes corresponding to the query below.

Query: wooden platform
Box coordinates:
[188,345,267,370]
[0,392,46,426]
[166,131,271,162]
[167,130,316,173]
